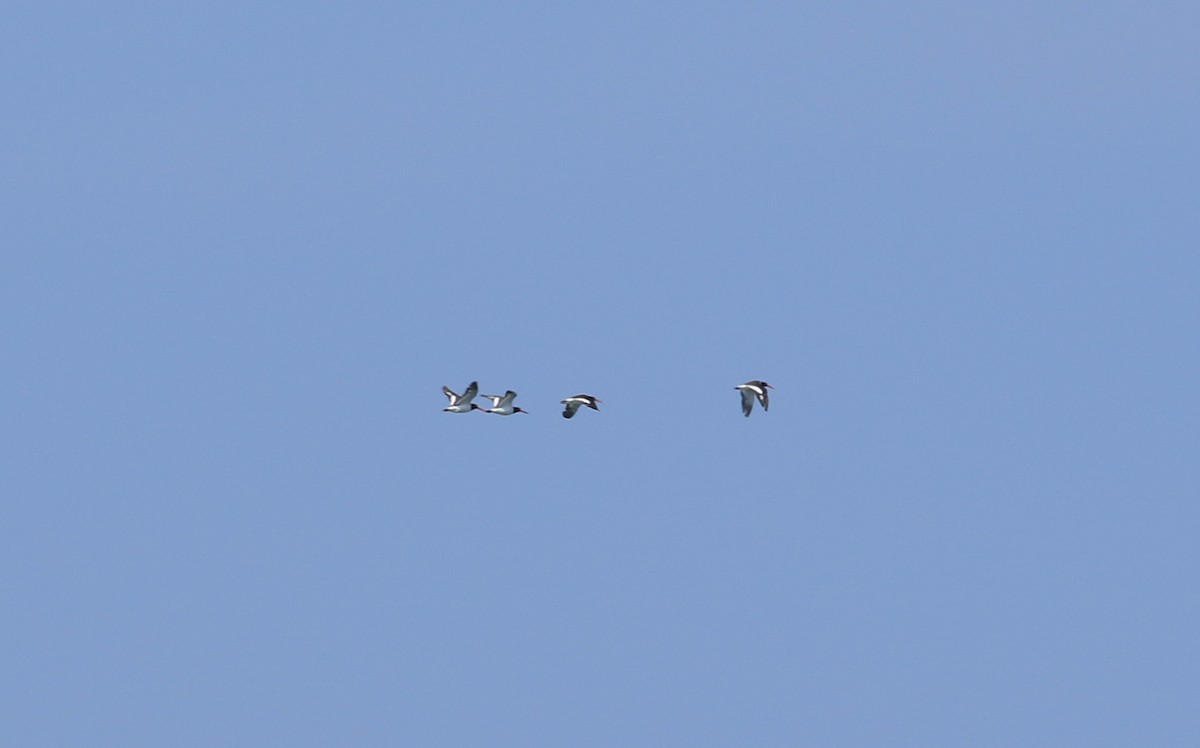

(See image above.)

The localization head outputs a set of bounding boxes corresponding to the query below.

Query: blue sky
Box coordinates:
[3,2,1198,745]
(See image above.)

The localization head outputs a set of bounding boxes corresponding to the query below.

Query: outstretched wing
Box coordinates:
[756,386,769,412]
[442,385,459,404]
[740,388,755,417]
[461,381,479,403]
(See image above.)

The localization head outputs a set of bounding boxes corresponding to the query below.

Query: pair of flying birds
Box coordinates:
[443,380,774,418]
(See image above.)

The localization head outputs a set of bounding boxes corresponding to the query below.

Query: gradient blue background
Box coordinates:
[4,2,1198,745]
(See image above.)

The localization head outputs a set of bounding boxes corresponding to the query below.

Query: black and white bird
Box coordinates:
[481,390,528,415]
[561,394,601,419]
[442,381,483,413]
[735,380,773,417]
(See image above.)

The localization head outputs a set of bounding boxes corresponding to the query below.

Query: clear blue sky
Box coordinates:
[4,2,1198,745]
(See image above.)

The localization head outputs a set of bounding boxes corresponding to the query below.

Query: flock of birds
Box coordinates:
[443,380,774,418]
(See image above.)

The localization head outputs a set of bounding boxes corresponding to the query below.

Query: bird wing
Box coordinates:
[739,388,755,417]
[562,401,580,418]
[461,381,479,403]
[481,394,503,407]
[757,387,769,412]
[501,391,518,407]
[442,386,459,404]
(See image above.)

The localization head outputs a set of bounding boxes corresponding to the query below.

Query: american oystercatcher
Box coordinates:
[735,380,773,417]
[442,381,484,413]
[481,390,528,415]
[560,394,601,419]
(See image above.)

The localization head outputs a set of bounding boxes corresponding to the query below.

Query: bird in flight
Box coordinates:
[735,380,773,417]
[560,394,601,419]
[481,390,529,415]
[443,381,483,413]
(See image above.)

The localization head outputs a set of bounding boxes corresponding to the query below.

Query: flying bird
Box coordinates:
[481,390,528,415]
[735,380,773,417]
[442,381,483,413]
[561,394,601,419]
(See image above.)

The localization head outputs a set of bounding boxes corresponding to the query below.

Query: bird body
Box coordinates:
[481,390,528,415]
[443,381,483,413]
[561,394,601,419]
[735,380,773,417]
